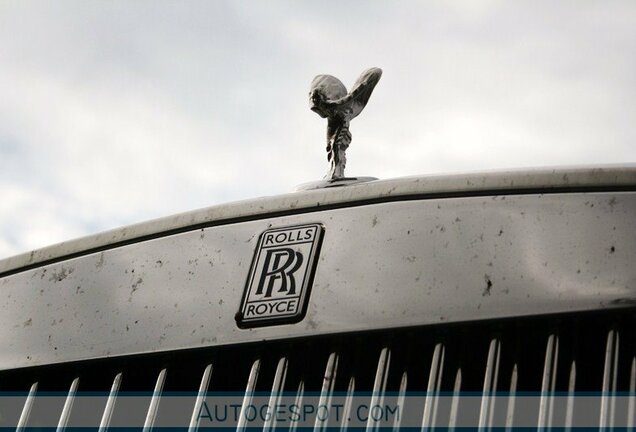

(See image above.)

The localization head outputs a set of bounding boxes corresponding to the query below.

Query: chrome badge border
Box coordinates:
[235,223,325,328]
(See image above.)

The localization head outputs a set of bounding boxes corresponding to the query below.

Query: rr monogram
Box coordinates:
[255,248,304,298]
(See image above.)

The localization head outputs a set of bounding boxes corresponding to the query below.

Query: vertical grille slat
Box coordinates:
[263,357,288,432]
[564,361,577,429]
[15,382,38,432]
[392,372,408,431]
[448,369,462,430]
[142,368,166,432]
[237,359,261,432]
[367,347,391,431]
[56,377,79,431]
[289,380,305,432]
[628,357,636,428]
[600,329,619,429]
[98,372,122,432]
[188,364,212,432]
[340,376,356,430]
[422,342,444,431]
[479,338,501,429]
[538,334,559,429]
[504,364,518,430]
[314,352,338,431]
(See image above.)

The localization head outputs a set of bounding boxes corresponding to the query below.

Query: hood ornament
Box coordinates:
[300,67,382,189]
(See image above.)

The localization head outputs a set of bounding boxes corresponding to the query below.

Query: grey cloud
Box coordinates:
[1,1,635,258]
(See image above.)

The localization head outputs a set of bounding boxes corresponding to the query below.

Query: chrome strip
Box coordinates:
[15,382,38,432]
[448,369,462,430]
[564,360,577,430]
[289,381,305,432]
[628,357,635,429]
[392,372,408,431]
[505,364,518,431]
[314,352,338,431]
[98,372,122,432]
[142,368,167,432]
[422,343,444,430]
[600,329,619,428]
[263,357,288,432]
[367,347,391,431]
[4,166,634,277]
[538,334,559,429]
[188,364,213,432]
[237,359,260,432]
[2,192,636,371]
[340,376,356,431]
[479,338,500,429]
[56,377,79,431]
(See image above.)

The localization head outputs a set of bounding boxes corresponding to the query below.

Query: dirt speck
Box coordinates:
[482,275,493,296]
[95,253,105,269]
[131,278,144,293]
[306,318,318,329]
[49,267,74,282]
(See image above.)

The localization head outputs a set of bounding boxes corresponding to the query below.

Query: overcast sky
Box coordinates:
[1,1,635,259]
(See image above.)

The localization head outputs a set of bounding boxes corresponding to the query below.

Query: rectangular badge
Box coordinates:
[236,223,324,328]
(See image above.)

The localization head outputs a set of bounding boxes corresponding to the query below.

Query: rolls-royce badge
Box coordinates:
[236,224,324,328]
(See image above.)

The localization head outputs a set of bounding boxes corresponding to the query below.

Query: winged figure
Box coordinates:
[309,67,382,180]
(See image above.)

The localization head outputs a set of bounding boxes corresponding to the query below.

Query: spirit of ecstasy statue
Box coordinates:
[309,67,382,181]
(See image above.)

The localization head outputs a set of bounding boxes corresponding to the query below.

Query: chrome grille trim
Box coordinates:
[188,364,212,432]
[628,357,636,427]
[392,372,408,431]
[505,364,518,430]
[600,329,619,428]
[448,369,462,430]
[422,343,444,430]
[15,382,37,432]
[564,361,576,429]
[314,352,338,431]
[289,380,305,432]
[479,338,501,429]
[538,334,559,429]
[237,359,260,432]
[263,357,288,432]
[56,377,79,431]
[98,372,122,432]
[1,310,635,429]
[142,368,166,431]
[340,376,356,430]
[367,347,391,431]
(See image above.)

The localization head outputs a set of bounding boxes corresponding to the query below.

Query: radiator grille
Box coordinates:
[1,309,635,429]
